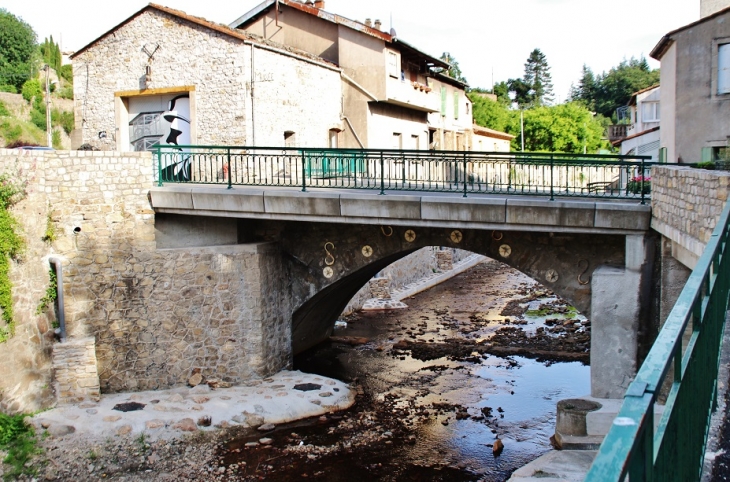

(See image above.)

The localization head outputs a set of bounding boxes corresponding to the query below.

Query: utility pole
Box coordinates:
[44,64,51,148]
[520,110,524,152]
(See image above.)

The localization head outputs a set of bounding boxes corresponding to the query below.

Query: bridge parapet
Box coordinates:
[150,185,652,235]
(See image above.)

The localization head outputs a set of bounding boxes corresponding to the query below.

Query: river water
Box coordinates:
[224,259,590,481]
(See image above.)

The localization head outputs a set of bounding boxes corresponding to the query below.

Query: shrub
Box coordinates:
[57,85,73,100]
[0,101,9,117]
[0,85,17,94]
[57,110,74,134]
[51,129,61,149]
[20,79,42,103]
[695,161,716,170]
[627,176,651,195]
[30,108,46,131]
[59,64,73,83]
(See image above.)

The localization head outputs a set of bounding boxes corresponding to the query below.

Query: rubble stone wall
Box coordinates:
[651,165,730,262]
[0,149,290,412]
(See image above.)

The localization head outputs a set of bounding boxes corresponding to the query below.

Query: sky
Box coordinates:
[2,0,700,100]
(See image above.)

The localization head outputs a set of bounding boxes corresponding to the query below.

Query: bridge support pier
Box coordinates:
[590,234,654,398]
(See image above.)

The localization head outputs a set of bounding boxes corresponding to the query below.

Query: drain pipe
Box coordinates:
[48,257,66,342]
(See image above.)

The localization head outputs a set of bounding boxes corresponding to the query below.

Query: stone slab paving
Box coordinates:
[30,370,354,442]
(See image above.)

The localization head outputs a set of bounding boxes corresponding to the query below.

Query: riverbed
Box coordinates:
[222,259,591,481]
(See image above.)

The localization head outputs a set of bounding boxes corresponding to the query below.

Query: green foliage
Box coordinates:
[0,174,25,343]
[518,103,606,153]
[468,93,516,134]
[36,268,56,315]
[54,109,74,134]
[20,79,41,103]
[571,57,660,119]
[0,85,16,94]
[51,129,61,149]
[58,64,73,84]
[0,121,22,143]
[0,9,37,91]
[0,412,40,480]
[0,101,9,117]
[520,48,554,107]
[438,52,467,84]
[29,107,45,130]
[57,85,73,100]
[695,161,716,170]
[39,36,61,72]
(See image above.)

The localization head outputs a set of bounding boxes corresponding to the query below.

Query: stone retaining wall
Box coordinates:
[0,149,290,412]
[651,165,730,267]
[52,337,100,405]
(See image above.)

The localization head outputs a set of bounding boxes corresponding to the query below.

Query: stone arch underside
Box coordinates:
[244,219,626,354]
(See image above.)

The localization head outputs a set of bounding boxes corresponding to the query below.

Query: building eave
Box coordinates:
[650,5,730,60]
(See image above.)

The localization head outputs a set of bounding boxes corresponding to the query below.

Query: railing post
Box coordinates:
[550,154,555,201]
[227,148,232,190]
[301,150,307,192]
[379,151,385,195]
[640,159,646,205]
[463,152,468,198]
[156,146,163,187]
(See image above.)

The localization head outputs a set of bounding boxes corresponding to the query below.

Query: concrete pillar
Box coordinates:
[590,234,653,398]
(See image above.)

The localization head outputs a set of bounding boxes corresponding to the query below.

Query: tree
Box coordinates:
[0,9,37,92]
[570,57,659,120]
[468,92,516,133]
[439,52,467,84]
[40,35,61,72]
[517,102,606,153]
[519,48,554,107]
[569,64,598,110]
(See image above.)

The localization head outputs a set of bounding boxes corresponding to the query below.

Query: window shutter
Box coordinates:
[454,92,459,119]
[719,44,730,94]
[701,147,713,162]
[440,88,447,116]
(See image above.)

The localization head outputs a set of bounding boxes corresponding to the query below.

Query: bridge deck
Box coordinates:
[150,184,651,235]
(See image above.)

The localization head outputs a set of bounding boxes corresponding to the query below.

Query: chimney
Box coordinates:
[314,0,324,9]
[364,18,372,27]
[374,19,382,30]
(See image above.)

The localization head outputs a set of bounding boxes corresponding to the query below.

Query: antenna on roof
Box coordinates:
[389,12,396,37]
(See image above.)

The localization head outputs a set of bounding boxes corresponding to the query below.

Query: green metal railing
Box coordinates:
[154,146,654,202]
[586,200,730,481]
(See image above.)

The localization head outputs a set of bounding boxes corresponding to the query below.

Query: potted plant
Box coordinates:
[627,176,651,195]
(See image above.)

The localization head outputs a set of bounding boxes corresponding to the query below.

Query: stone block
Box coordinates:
[421,197,506,223]
[340,193,421,219]
[264,190,341,216]
[506,199,595,228]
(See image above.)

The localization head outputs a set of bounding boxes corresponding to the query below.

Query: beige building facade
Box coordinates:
[231,0,477,151]
[651,6,730,163]
[71,4,342,151]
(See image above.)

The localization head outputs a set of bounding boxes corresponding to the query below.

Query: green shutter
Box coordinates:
[454,92,459,119]
[440,87,447,116]
[701,147,713,162]
[658,147,667,163]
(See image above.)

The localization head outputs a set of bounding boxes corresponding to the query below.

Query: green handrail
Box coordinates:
[585,199,730,481]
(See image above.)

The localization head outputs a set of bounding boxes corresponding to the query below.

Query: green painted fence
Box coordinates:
[154,146,653,202]
[585,199,730,481]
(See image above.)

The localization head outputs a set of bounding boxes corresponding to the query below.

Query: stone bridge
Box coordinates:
[150,186,656,398]
[0,150,724,415]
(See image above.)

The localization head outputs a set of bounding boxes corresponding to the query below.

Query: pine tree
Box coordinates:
[522,48,554,107]
[570,64,597,110]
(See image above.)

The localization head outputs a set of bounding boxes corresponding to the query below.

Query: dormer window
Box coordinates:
[642,102,660,122]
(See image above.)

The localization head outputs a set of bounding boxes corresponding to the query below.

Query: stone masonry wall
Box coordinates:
[651,165,730,261]
[0,149,290,412]
[73,8,342,151]
[52,338,100,405]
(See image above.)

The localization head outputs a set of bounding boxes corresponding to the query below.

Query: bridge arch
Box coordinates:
[251,220,626,353]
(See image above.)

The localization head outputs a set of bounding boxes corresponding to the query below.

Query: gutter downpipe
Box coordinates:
[49,257,66,342]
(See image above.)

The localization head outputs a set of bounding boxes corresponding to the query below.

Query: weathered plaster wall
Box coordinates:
[651,164,730,268]
[0,149,290,412]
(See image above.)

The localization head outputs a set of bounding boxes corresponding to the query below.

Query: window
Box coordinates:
[284,131,296,147]
[387,51,399,79]
[719,44,730,94]
[411,134,420,150]
[641,101,660,122]
[392,133,402,150]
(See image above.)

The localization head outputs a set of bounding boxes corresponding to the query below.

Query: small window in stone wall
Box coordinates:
[719,44,730,95]
[284,131,296,147]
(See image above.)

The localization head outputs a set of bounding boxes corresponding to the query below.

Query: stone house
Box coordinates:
[71,4,343,151]
[230,0,479,150]
[613,85,661,162]
[650,4,730,163]
[472,125,514,152]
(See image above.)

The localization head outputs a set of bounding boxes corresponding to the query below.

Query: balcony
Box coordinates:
[607,124,631,142]
[383,77,440,113]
